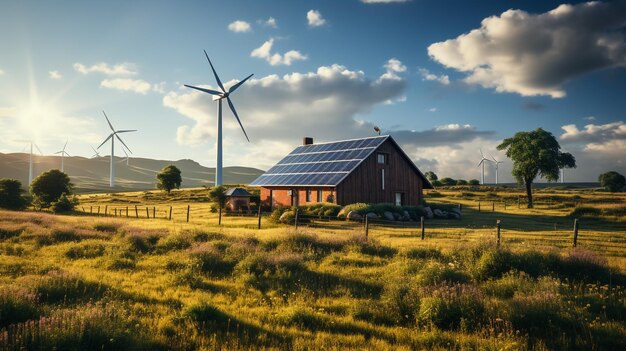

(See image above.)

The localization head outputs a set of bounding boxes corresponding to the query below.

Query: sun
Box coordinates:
[15,101,60,141]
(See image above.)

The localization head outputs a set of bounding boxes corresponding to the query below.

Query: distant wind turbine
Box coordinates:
[97,111,136,188]
[54,140,70,172]
[116,148,130,166]
[184,50,253,186]
[490,153,504,185]
[16,140,43,185]
[477,149,493,185]
[90,146,101,158]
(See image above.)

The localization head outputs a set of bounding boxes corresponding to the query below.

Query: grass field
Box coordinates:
[1,186,625,350]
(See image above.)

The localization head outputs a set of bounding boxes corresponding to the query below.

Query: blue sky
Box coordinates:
[1,0,625,182]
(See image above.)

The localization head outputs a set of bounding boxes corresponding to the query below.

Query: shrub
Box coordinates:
[482,271,534,298]
[65,243,106,259]
[417,284,485,330]
[418,262,471,285]
[469,179,480,185]
[439,177,457,186]
[269,207,290,223]
[456,179,468,186]
[125,228,164,253]
[189,243,234,276]
[235,251,306,292]
[338,203,368,218]
[380,280,422,325]
[598,171,625,192]
[0,178,28,210]
[156,232,192,253]
[92,222,121,233]
[50,193,78,213]
[471,249,513,281]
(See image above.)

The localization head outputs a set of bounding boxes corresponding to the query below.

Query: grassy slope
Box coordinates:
[1,187,625,350]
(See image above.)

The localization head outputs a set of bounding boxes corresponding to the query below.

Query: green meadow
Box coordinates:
[0,187,625,350]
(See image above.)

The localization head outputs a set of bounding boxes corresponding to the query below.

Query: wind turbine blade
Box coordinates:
[62,140,68,151]
[227,97,250,142]
[477,160,483,167]
[204,50,225,92]
[103,111,115,132]
[34,144,43,155]
[228,73,254,93]
[184,84,222,96]
[115,130,137,133]
[121,148,128,157]
[64,152,71,157]
[97,134,113,149]
[54,151,63,154]
[115,134,132,154]
[479,149,484,158]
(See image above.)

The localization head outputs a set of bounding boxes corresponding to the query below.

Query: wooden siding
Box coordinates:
[336,139,424,206]
[260,187,337,209]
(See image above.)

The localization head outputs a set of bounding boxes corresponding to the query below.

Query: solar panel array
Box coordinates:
[250,136,388,187]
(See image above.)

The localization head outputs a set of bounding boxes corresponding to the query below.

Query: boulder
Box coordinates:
[403,210,411,219]
[433,209,448,218]
[365,212,379,219]
[279,211,294,223]
[424,207,434,219]
[383,211,395,221]
[400,215,410,221]
[347,211,363,221]
[450,207,461,215]
[448,212,461,219]
[393,212,401,220]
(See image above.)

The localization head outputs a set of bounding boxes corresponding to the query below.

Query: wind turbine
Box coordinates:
[490,153,504,185]
[477,149,493,185]
[184,50,253,186]
[16,140,43,185]
[90,146,101,158]
[116,148,130,166]
[97,111,136,188]
[54,140,70,172]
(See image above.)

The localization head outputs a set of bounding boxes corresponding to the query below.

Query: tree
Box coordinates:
[156,165,182,194]
[0,178,28,210]
[599,171,625,192]
[456,179,468,186]
[30,169,72,209]
[468,179,480,185]
[51,193,79,213]
[424,171,438,182]
[439,177,456,186]
[497,128,576,208]
[208,185,228,209]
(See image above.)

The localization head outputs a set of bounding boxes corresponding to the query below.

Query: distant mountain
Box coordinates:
[0,153,265,193]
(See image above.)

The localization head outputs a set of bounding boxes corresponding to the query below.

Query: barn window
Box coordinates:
[377,153,387,164]
[317,190,323,202]
[306,189,312,202]
[381,169,385,190]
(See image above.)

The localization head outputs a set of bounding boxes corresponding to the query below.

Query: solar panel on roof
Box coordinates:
[249,136,388,187]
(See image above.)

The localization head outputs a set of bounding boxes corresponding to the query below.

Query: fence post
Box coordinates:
[218,207,222,225]
[492,202,495,212]
[573,219,579,247]
[104,205,108,216]
[496,220,501,246]
[294,208,299,230]
[169,206,172,220]
[504,201,507,211]
[135,205,138,218]
[146,207,149,218]
[90,206,93,214]
[364,215,369,241]
[478,201,481,212]
[153,207,156,219]
[257,206,262,230]
[186,205,190,223]
[97,206,100,215]
[458,203,462,212]
[126,206,129,218]
[420,216,425,240]
[82,207,85,213]
[517,196,520,209]
[114,208,117,217]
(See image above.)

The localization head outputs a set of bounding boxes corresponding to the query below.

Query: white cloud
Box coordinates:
[250,39,307,66]
[73,62,138,76]
[418,68,450,85]
[307,10,326,27]
[361,0,409,3]
[429,107,437,112]
[560,121,626,144]
[48,70,62,80]
[100,78,152,94]
[152,81,167,94]
[385,58,406,73]
[262,17,277,28]
[427,1,626,98]
[228,20,251,33]
[584,116,596,121]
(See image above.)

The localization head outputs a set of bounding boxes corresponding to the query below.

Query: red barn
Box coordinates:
[250,135,433,209]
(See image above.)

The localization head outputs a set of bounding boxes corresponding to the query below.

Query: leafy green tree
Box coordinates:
[208,185,228,209]
[0,178,28,210]
[51,193,79,213]
[30,169,72,209]
[424,171,438,182]
[497,128,576,208]
[156,165,182,194]
[456,179,468,186]
[468,179,480,185]
[439,177,456,186]
[431,180,442,187]
[598,171,625,192]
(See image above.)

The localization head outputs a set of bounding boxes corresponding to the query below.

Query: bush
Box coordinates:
[30,169,72,209]
[65,243,106,259]
[439,177,457,186]
[456,179,468,186]
[125,229,164,253]
[598,171,625,192]
[469,179,480,185]
[0,178,28,210]
[50,193,78,214]
[417,284,485,330]
[418,262,471,285]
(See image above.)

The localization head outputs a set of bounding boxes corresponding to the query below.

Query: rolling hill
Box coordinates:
[0,153,264,193]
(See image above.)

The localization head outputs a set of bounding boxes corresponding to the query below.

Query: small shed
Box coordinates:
[225,187,251,212]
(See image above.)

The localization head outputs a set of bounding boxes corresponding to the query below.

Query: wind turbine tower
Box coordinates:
[17,140,42,185]
[97,111,137,188]
[184,50,253,186]
[490,154,504,185]
[54,140,71,172]
[477,149,493,185]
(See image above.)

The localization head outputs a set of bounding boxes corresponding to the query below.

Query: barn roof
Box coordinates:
[225,187,251,197]
[250,135,433,189]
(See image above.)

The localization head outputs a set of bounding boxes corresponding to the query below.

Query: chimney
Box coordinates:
[303,137,313,145]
